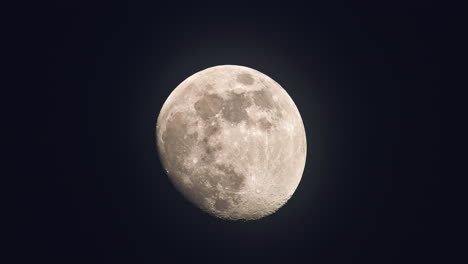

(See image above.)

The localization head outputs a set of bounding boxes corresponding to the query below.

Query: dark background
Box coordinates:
[22,1,443,263]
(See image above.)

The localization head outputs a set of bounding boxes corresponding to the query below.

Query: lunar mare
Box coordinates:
[156,65,306,220]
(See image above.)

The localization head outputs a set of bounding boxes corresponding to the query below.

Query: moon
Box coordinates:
[156,65,306,220]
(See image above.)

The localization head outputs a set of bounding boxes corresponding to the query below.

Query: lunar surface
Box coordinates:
[156,65,306,220]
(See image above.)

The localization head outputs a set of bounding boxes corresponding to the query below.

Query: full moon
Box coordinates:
[156,65,306,220]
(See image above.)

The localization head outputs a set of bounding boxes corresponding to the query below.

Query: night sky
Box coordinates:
[24,1,443,263]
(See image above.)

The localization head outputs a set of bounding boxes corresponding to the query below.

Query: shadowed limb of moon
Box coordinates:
[156,65,307,220]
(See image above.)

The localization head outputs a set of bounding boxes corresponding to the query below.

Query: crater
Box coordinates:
[194,94,224,120]
[221,92,252,124]
[237,73,254,85]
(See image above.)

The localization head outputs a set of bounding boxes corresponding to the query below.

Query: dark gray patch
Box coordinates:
[200,120,223,163]
[194,94,224,120]
[221,92,251,124]
[237,73,254,85]
[205,122,221,137]
[200,141,222,164]
[214,199,230,211]
[258,118,272,131]
[200,152,215,163]
[250,89,275,110]
[216,164,245,191]
[205,144,221,155]
[250,89,283,121]
[206,170,220,187]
